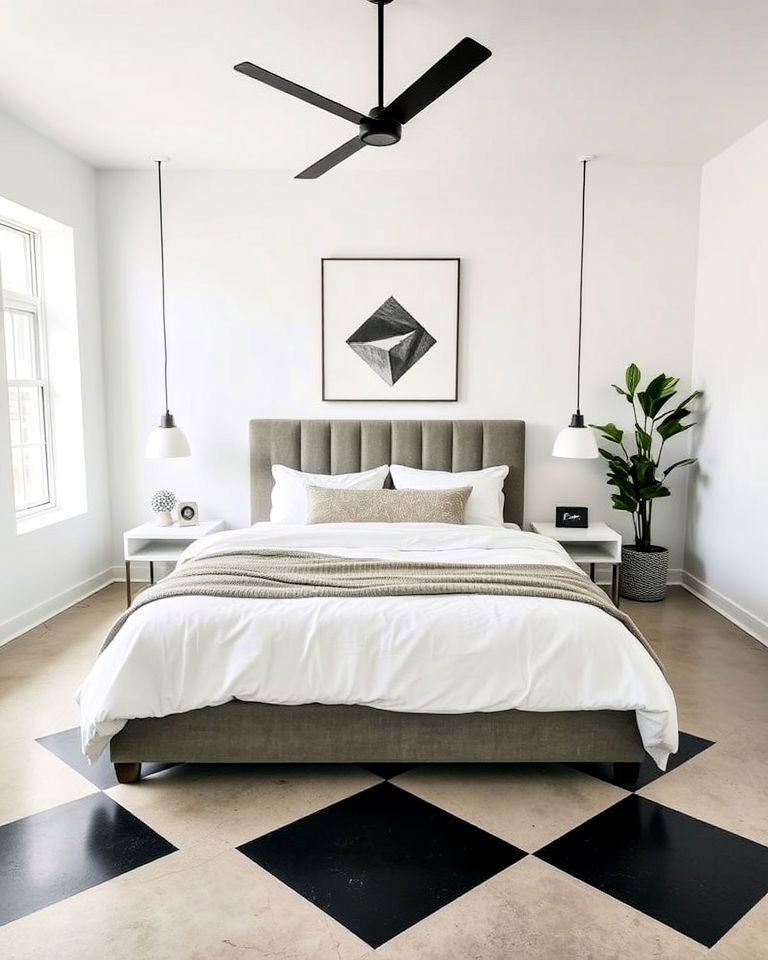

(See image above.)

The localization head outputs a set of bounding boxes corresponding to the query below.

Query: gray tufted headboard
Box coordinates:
[249,420,526,526]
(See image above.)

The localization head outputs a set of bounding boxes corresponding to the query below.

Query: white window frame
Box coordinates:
[1,216,56,518]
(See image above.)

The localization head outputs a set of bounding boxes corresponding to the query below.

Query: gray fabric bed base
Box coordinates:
[110,420,647,769]
[110,701,645,764]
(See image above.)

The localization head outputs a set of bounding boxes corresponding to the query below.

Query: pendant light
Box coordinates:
[552,156,599,459]
[145,157,191,459]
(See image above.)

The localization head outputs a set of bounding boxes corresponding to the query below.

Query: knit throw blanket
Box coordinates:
[101,549,661,669]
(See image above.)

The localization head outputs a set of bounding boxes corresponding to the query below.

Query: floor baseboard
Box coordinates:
[681,572,768,648]
[107,563,153,583]
[0,569,117,648]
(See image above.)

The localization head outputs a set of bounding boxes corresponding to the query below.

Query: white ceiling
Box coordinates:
[1,0,768,171]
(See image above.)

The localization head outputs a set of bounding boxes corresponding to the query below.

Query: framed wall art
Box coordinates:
[321,257,460,401]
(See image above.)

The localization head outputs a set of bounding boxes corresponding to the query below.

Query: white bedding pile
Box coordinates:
[76,523,678,767]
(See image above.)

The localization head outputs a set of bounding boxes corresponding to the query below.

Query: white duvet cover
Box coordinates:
[76,523,678,767]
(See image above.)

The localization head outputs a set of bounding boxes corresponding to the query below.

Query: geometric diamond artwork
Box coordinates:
[322,257,459,400]
[346,295,437,386]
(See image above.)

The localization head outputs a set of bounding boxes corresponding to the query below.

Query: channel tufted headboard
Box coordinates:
[249,420,526,526]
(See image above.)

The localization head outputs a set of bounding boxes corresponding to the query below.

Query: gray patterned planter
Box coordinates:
[620,546,669,602]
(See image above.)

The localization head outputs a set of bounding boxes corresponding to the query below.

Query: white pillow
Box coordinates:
[270,463,389,524]
[389,463,509,526]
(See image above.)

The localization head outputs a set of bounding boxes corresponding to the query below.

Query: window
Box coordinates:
[0,194,85,535]
[1,220,55,515]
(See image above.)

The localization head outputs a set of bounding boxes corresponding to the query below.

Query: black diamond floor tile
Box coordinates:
[536,793,768,948]
[356,762,422,780]
[0,792,177,926]
[237,780,525,948]
[570,731,714,791]
[36,728,178,789]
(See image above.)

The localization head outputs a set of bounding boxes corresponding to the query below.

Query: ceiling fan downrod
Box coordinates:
[359,0,401,145]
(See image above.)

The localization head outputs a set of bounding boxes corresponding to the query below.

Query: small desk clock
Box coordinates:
[176,501,199,526]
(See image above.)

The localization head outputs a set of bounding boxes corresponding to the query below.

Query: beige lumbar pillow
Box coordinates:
[306,485,472,525]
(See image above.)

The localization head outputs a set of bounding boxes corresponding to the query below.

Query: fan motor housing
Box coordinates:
[360,107,402,146]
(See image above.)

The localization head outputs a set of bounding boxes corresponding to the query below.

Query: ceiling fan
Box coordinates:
[234,0,492,178]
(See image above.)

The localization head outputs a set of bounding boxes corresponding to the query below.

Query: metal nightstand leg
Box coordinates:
[149,561,155,585]
[125,561,132,607]
[612,564,621,607]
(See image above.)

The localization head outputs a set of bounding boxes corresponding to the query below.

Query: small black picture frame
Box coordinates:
[555,506,589,528]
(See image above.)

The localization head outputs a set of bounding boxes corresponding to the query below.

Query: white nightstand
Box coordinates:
[530,521,622,606]
[123,520,225,606]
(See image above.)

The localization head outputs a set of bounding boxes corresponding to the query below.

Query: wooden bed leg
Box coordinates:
[114,762,142,784]
[613,761,642,787]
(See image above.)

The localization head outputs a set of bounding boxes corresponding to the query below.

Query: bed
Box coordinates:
[79,419,676,783]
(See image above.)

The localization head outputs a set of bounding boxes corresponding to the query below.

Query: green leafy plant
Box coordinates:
[590,364,701,552]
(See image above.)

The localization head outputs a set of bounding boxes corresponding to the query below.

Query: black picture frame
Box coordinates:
[321,257,461,402]
[555,506,589,528]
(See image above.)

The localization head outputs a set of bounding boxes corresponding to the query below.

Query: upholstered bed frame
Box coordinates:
[111,419,644,783]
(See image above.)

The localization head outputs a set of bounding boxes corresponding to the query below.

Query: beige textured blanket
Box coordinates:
[102,549,661,669]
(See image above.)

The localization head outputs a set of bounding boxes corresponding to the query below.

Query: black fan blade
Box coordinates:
[383,37,491,125]
[295,136,367,179]
[234,62,366,125]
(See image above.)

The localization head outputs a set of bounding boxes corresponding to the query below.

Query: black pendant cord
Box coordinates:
[575,158,587,415]
[156,159,170,417]
[377,0,385,108]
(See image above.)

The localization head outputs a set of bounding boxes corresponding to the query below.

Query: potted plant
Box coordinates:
[591,364,701,601]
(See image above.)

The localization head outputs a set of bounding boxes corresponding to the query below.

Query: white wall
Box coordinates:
[98,161,700,574]
[684,120,768,643]
[0,109,111,642]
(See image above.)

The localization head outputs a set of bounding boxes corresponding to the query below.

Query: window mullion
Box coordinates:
[2,293,39,311]
[8,378,46,389]
[17,426,28,509]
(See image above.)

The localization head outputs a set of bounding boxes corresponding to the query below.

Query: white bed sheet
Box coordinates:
[76,523,678,767]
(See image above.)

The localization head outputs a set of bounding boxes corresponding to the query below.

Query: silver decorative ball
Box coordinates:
[150,489,177,513]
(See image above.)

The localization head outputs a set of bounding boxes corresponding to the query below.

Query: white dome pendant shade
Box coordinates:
[144,157,191,461]
[553,413,599,459]
[145,413,191,459]
[552,156,599,460]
